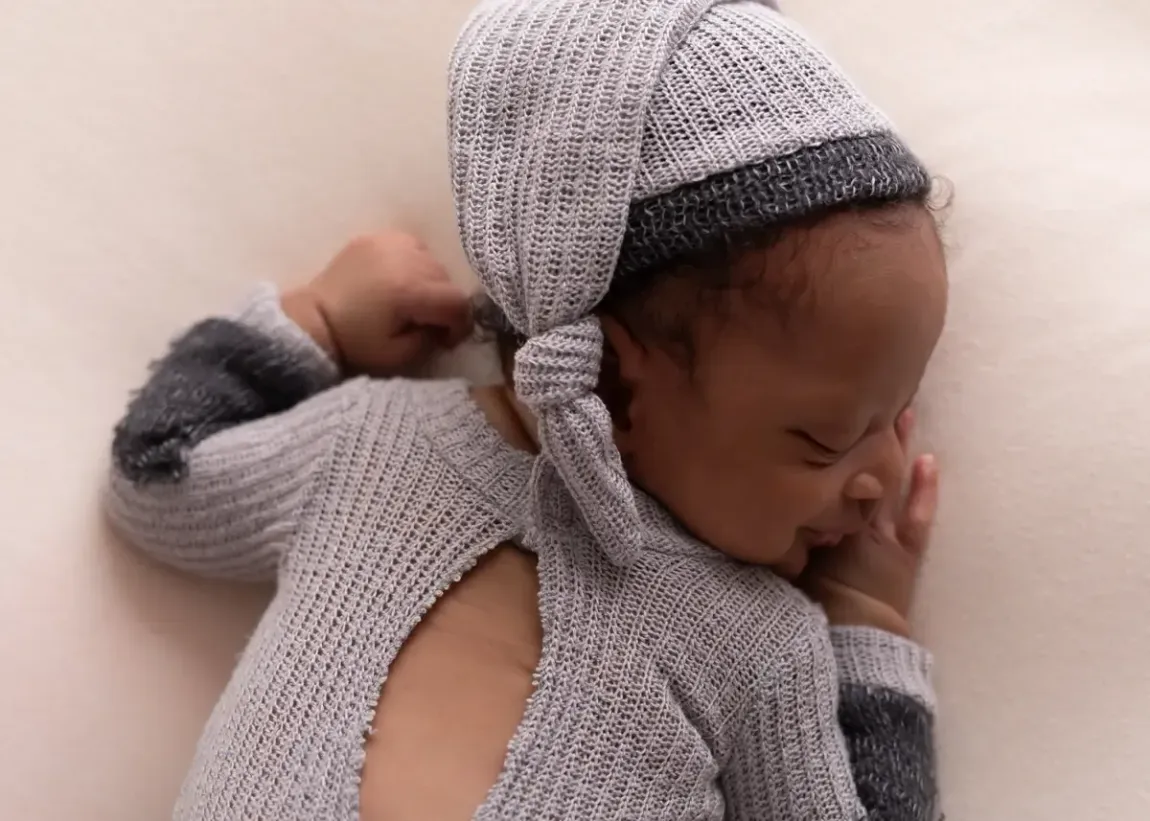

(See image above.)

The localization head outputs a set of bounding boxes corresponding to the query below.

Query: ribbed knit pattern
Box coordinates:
[632,2,890,200]
[448,0,928,564]
[107,291,937,820]
[833,627,937,712]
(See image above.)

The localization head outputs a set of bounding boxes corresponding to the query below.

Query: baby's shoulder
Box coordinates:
[324,376,486,448]
[630,542,821,626]
[624,552,825,670]
[609,556,826,747]
[324,376,532,512]
[710,558,816,618]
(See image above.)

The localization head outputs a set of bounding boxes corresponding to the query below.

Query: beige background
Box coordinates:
[1,1,1148,819]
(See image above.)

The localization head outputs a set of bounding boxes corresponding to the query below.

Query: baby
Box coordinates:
[108,2,946,820]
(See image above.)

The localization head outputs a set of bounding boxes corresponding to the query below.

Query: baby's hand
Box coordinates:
[282,232,473,376]
[799,410,939,638]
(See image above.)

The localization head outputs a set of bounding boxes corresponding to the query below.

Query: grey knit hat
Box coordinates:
[448,0,929,565]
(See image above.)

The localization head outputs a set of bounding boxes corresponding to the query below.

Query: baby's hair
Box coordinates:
[475,186,948,379]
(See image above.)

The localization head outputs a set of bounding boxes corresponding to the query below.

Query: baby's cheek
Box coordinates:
[708,487,802,564]
[733,518,800,566]
[746,471,827,544]
[669,480,787,563]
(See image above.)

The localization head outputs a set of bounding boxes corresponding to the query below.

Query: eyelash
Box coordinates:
[798,397,918,468]
[795,432,847,466]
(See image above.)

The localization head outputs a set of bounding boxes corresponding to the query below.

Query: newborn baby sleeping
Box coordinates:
[107,1,947,819]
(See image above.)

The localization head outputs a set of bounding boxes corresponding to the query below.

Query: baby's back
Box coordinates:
[111,352,828,821]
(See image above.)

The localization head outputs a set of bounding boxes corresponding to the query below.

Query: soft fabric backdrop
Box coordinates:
[1,2,1146,819]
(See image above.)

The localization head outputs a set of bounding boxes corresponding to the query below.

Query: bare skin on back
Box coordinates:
[359,387,540,821]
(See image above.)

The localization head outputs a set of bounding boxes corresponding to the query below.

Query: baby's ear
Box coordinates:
[599,315,646,377]
[597,316,645,439]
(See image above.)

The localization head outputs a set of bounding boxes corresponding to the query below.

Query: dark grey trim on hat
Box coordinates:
[112,318,329,484]
[617,132,931,278]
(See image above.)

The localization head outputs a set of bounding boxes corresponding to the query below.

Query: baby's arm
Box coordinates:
[106,232,471,582]
[722,622,935,821]
[831,627,936,819]
[106,286,350,581]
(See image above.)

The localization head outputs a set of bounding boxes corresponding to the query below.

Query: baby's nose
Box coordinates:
[846,472,884,501]
[843,474,882,527]
[844,430,905,503]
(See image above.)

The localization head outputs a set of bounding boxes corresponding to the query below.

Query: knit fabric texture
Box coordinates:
[448,0,929,565]
[107,288,938,820]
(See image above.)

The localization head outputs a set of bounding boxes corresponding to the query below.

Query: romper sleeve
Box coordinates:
[722,622,937,821]
[105,284,359,582]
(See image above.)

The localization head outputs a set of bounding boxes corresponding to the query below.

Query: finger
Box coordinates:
[872,487,900,541]
[387,328,444,367]
[399,280,474,347]
[897,454,939,554]
[873,415,914,529]
[895,407,915,452]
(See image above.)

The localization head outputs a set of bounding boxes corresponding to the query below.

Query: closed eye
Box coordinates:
[788,429,847,461]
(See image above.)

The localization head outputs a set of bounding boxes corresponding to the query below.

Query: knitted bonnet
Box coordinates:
[448,0,929,565]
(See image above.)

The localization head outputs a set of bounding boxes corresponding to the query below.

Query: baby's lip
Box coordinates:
[804,530,845,548]
[801,524,862,548]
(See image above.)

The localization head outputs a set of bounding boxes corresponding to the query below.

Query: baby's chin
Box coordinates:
[769,542,811,581]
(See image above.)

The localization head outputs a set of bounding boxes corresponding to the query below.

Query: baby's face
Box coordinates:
[610,206,948,578]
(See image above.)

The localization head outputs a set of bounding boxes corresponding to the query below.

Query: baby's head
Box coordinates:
[453,0,947,572]
[482,199,946,577]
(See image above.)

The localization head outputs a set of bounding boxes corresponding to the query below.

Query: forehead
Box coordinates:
[799,207,946,369]
[709,206,948,405]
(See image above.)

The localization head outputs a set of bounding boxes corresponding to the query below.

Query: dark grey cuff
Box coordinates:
[833,628,938,821]
[840,683,938,821]
[112,288,338,484]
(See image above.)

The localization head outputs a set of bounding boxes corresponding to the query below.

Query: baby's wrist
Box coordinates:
[281,286,343,372]
[820,596,912,639]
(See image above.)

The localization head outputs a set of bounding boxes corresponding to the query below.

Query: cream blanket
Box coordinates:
[0,1,1146,818]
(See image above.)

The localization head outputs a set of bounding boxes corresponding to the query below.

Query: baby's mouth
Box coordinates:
[801,529,846,548]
